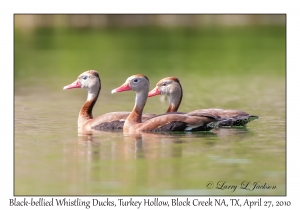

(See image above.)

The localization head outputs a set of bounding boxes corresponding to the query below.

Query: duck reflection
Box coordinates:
[76,131,217,159]
[63,128,254,195]
[74,128,251,162]
[212,127,251,140]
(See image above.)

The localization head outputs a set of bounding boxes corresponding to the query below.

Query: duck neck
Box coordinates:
[167,85,183,112]
[78,85,100,128]
[125,89,148,127]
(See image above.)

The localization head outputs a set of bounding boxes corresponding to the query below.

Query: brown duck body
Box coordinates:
[63,70,156,133]
[148,77,258,127]
[111,74,221,134]
[188,109,258,127]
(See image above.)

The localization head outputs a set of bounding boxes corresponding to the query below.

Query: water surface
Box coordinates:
[14,74,285,196]
[14,26,285,195]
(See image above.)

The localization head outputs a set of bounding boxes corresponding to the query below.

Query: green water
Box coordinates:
[14,26,285,195]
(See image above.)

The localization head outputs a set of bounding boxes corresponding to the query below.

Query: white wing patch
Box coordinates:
[185,124,201,131]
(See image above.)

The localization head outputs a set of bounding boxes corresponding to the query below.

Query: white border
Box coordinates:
[2,0,299,208]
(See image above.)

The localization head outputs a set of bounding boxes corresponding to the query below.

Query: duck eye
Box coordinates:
[133,79,139,83]
[162,83,167,86]
[82,76,87,80]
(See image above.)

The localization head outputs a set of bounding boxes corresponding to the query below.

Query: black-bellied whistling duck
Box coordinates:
[148,77,258,127]
[63,70,156,133]
[111,74,223,134]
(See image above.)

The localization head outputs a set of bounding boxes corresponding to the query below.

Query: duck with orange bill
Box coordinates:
[148,77,258,127]
[111,74,224,134]
[63,70,156,133]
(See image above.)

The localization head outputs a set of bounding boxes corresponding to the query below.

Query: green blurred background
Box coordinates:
[14,14,285,81]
